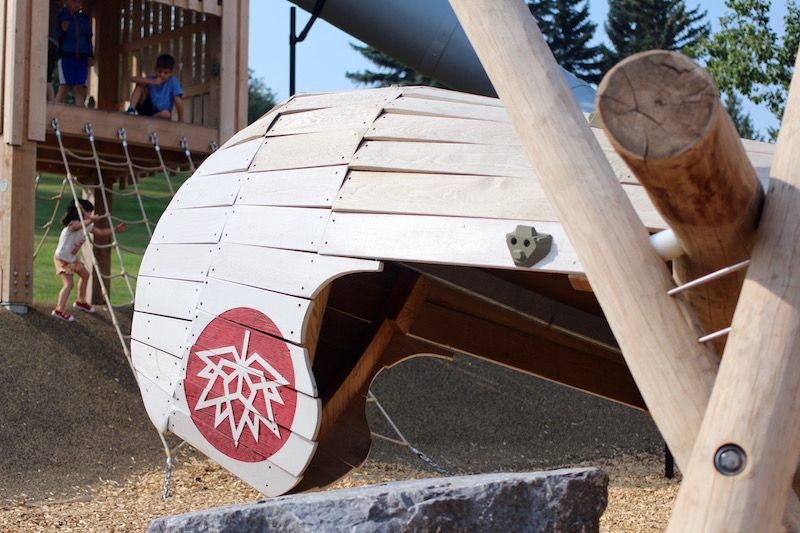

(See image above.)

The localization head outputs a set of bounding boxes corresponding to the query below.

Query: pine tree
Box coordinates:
[545,0,603,84]
[601,0,710,74]
[345,45,446,88]
[247,70,277,124]
[724,93,763,141]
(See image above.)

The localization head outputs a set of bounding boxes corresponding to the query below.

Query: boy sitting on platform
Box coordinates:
[126,54,184,121]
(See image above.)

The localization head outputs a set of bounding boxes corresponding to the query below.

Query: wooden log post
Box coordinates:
[596,50,764,355]
[446,0,720,470]
[666,48,800,532]
[446,3,800,529]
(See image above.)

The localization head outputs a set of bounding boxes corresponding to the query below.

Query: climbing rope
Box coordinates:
[367,391,451,477]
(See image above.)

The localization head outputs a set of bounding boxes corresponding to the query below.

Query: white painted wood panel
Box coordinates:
[279,87,401,112]
[197,278,311,346]
[131,339,182,396]
[350,140,535,178]
[150,207,229,244]
[135,371,177,433]
[401,86,504,107]
[221,205,330,253]
[221,106,279,149]
[268,105,384,137]
[167,409,304,497]
[188,308,317,399]
[134,276,202,320]
[131,312,193,357]
[193,137,264,177]
[139,244,216,282]
[320,212,582,273]
[236,165,347,208]
[168,171,245,210]
[383,96,511,122]
[208,243,382,299]
[366,113,521,146]
[250,129,366,172]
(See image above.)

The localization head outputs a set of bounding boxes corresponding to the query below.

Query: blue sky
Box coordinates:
[249,1,791,136]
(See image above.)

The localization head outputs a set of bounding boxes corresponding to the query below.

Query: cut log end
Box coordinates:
[596,50,719,161]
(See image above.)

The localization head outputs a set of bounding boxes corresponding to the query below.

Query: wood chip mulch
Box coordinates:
[0,449,680,532]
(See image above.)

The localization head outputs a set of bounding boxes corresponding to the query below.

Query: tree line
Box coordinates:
[344,0,799,141]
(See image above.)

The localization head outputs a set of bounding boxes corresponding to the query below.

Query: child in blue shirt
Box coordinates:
[127,54,184,121]
[55,0,93,106]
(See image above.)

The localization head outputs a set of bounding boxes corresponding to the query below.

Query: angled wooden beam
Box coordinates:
[448,0,718,472]
[667,48,800,532]
[596,50,764,355]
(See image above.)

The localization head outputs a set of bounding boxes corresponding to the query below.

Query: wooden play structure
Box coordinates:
[130,1,800,530]
[0,0,249,311]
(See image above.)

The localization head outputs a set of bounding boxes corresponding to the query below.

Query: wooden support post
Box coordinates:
[447,0,719,473]
[596,50,764,355]
[0,142,36,311]
[667,49,800,533]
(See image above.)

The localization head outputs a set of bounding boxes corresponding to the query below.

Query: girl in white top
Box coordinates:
[52,199,127,322]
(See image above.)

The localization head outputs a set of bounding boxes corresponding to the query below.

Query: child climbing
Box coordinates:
[127,54,184,121]
[52,199,127,322]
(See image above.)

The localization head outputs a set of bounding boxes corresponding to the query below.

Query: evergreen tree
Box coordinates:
[601,0,710,74]
[724,92,763,141]
[345,45,446,88]
[248,69,277,124]
[544,0,603,84]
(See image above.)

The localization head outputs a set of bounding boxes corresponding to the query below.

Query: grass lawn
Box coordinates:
[34,172,189,306]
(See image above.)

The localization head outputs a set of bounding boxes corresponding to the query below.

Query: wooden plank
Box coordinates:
[130,311,193,357]
[168,171,245,210]
[221,205,330,253]
[250,129,366,173]
[384,96,510,122]
[0,142,36,304]
[197,277,311,346]
[334,170,666,231]
[304,285,330,365]
[236,0,249,133]
[0,0,6,132]
[130,339,182,396]
[134,275,202,320]
[365,112,521,146]
[350,140,535,178]
[167,409,303,497]
[400,86,504,107]
[187,309,319,427]
[150,206,229,244]
[449,0,720,480]
[139,243,216,281]
[237,165,348,208]
[320,212,582,274]
[279,87,402,113]
[268,105,384,137]
[27,0,48,142]
[219,0,237,141]
[208,242,382,299]
[4,0,27,145]
[220,105,278,149]
[135,370,177,432]
[192,133,262,177]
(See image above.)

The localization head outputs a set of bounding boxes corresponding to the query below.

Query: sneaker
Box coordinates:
[52,309,74,322]
[73,301,95,313]
[126,106,136,115]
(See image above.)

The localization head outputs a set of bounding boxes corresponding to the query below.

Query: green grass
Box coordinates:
[33,172,189,305]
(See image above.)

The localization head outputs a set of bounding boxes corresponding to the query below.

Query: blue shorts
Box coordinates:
[57,57,88,86]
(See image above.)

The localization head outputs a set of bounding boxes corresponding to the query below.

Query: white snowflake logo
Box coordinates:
[194,329,289,446]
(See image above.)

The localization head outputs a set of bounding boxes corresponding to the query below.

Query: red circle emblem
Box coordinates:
[185,308,297,462]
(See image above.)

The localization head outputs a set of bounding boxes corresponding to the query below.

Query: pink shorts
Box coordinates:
[54,255,86,275]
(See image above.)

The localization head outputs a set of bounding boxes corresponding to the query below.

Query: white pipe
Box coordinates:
[649,228,684,261]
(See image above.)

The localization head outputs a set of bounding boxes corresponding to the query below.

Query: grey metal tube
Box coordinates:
[287,0,596,111]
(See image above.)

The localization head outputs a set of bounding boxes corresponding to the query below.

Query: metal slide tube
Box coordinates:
[288,0,597,111]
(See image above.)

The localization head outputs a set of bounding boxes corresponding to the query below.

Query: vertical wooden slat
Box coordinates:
[27,0,47,141]
[236,0,248,130]
[219,0,237,141]
[4,0,28,145]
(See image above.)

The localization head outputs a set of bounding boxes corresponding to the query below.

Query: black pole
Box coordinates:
[290,7,297,96]
[288,1,326,98]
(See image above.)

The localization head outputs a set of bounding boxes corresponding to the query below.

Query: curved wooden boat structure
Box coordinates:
[130,84,775,496]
